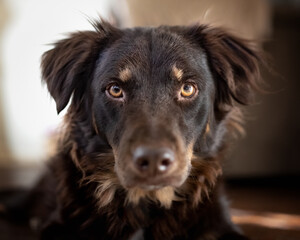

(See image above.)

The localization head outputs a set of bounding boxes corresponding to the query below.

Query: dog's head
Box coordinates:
[42,20,260,206]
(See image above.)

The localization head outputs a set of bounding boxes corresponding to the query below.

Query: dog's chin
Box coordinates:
[118,173,188,191]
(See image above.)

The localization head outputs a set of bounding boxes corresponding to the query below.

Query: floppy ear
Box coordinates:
[185,25,261,113]
[41,21,119,113]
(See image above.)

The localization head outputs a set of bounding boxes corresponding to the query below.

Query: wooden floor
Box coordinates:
[0,175,300,239]
[227,177,300,240]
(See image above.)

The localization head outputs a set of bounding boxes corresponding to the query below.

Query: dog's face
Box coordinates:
[91,28,215,189]
[42,21,259,196]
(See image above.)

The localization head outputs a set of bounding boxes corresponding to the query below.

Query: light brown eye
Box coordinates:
[180,83,196,98]
[107,84,123,98]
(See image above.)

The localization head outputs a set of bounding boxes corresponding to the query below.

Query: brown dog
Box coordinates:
[12,20,261,239]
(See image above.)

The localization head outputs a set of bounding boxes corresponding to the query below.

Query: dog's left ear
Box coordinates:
[41,21,119,113]
[185,25,261,111]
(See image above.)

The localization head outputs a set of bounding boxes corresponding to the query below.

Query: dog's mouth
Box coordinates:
[123,174,187,190]
[99,127,195,208]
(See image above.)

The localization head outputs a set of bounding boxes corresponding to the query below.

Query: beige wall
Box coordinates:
[126,0,271,40]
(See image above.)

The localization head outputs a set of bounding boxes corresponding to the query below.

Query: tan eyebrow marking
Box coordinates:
[119,67,132,82]
[172,65,184,81]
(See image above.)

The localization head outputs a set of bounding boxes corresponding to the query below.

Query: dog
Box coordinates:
[4,19,261,239]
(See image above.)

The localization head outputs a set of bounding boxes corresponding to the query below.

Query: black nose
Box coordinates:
[132,147,175,176]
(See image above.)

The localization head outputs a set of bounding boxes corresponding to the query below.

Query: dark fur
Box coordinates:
[7,20,261,239]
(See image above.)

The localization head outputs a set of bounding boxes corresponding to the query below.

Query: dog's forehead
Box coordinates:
[120,28,195,69]
[95,27,210,86]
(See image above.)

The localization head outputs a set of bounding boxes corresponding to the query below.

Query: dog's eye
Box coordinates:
[180,83,196,98]
[107,84,123,98]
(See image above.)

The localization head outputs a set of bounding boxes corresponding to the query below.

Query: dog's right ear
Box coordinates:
[181,25,261,113]
[41,20,119,113]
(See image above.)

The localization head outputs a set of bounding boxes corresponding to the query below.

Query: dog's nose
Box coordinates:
[133,147,175,176]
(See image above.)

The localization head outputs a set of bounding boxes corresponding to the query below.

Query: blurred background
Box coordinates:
[0,0,299,239]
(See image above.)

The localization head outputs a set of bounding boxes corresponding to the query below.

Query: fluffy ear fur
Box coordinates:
[185,25,261,115]
[41,21,119,113]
